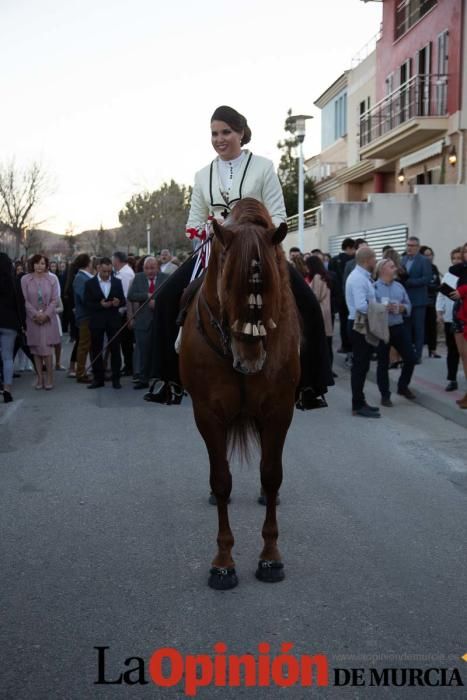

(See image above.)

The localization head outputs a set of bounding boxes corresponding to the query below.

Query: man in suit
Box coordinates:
[72,253,94,383]
[329,237,356,357]
[127,256,167,389]
[401,236,432,363]
[84,257,125,389]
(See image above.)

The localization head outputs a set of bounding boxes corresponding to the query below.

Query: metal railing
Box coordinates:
[395,0,437,40]
[306,161,347,183]
[287,206,321,233]
[350,26,382,68]
[359,73,448,148]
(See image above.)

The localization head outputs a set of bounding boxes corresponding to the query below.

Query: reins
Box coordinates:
[195,290,232,359]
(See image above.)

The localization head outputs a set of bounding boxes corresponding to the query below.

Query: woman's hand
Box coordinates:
[34,311,45,324]
[449,290,460,300]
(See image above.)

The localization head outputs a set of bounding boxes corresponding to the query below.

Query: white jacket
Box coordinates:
[186,151,287,230]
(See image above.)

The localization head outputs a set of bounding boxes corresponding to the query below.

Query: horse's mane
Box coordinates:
[219,199,300,378]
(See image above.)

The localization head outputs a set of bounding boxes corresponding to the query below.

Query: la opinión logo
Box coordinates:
[95,645,466,695]
[94,643,329,696]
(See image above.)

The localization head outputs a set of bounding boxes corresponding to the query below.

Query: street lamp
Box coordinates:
[286,113,313,252]
[146,222,151,254]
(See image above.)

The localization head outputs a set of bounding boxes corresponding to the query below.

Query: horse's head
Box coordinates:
[211,198,288,375]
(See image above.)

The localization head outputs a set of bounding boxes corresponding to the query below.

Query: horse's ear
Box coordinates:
[212,219,232,247]
[271,222,288,246]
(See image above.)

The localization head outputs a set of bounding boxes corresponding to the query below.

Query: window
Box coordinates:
[436,30,449,114]
[437,30,449,73]
[385,73,394,95]
[395,0,437,40]
[334,93,347,140]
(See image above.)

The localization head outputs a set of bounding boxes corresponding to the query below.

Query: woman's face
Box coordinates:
[463,245,467,262]
[49,261,58,273]
[33,258,47,274]
[423,248,433,260]
[211,120,243,161]
[380,259,396,283]
[16,265,24,276]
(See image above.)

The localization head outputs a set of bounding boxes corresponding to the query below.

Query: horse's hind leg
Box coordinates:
[194,408,238,590]
[256,425,288,583]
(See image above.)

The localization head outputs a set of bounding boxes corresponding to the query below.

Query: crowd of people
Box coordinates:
[288,237,467,415]
[1,236,467,411]
[0,249,183,401]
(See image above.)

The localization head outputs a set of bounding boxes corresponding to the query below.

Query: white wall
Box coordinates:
[347,51,376,166]
[284,185,467,272]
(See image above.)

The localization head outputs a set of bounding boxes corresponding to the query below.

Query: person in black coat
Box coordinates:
[420,245,441,357]
[0,253,21,402]
[84,257,125,389]
[328,237,356,354]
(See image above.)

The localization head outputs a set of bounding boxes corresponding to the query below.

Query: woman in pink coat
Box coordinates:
[21,254,60,389]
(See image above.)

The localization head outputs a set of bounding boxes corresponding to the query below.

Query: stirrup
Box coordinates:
[174,328,183,355]
[144,380,169,403]
[167,381,185,405]
[295,388,328,411]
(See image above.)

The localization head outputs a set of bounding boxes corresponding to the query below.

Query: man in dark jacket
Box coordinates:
[84,257,125,389]
[329,237,356,354]
[401,236,433,363]
[72,253,94,383]
[127,256,167,389]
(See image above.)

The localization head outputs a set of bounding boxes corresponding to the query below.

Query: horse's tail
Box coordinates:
[227,414,260,463]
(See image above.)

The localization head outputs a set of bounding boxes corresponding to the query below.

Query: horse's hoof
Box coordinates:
[257,493,280,506]
[208,493,231,505]
[255,560,285,583]
[208,567,238,590]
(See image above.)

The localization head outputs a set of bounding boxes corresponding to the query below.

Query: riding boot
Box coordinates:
[295,387,328,410]
[144,379,170,403]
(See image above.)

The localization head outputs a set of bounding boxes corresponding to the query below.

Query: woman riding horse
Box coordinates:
[145,105,333,407]
[179,198,301,588]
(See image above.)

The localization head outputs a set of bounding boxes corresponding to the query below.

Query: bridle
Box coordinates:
[195,245,267,361]
[195,289,232,360]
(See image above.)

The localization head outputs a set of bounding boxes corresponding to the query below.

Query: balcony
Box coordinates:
[306,160,347,183]
[359,74,449,160]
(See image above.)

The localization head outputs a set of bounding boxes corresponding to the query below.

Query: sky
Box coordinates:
[1,0,382,234]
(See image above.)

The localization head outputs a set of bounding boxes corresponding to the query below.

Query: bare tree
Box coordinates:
[23,228,45,258]
[0,160,49,257]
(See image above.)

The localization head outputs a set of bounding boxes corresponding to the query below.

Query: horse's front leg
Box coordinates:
[194,408,238,590]
[256,422,290,583]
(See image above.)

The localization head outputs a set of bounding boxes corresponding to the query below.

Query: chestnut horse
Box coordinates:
[179,198,300,589]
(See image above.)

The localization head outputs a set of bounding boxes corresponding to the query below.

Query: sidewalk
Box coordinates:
[334,341,467,429]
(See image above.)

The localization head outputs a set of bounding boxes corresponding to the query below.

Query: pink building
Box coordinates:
[360,0,465,189]
[288,0,467,270]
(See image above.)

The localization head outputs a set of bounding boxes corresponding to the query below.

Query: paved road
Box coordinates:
[1,365,467,699]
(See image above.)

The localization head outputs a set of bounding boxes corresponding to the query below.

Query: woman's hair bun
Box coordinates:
[211,105,252,145]
[241,123,251,146]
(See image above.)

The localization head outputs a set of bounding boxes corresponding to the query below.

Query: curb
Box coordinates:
[333,354,467,430]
